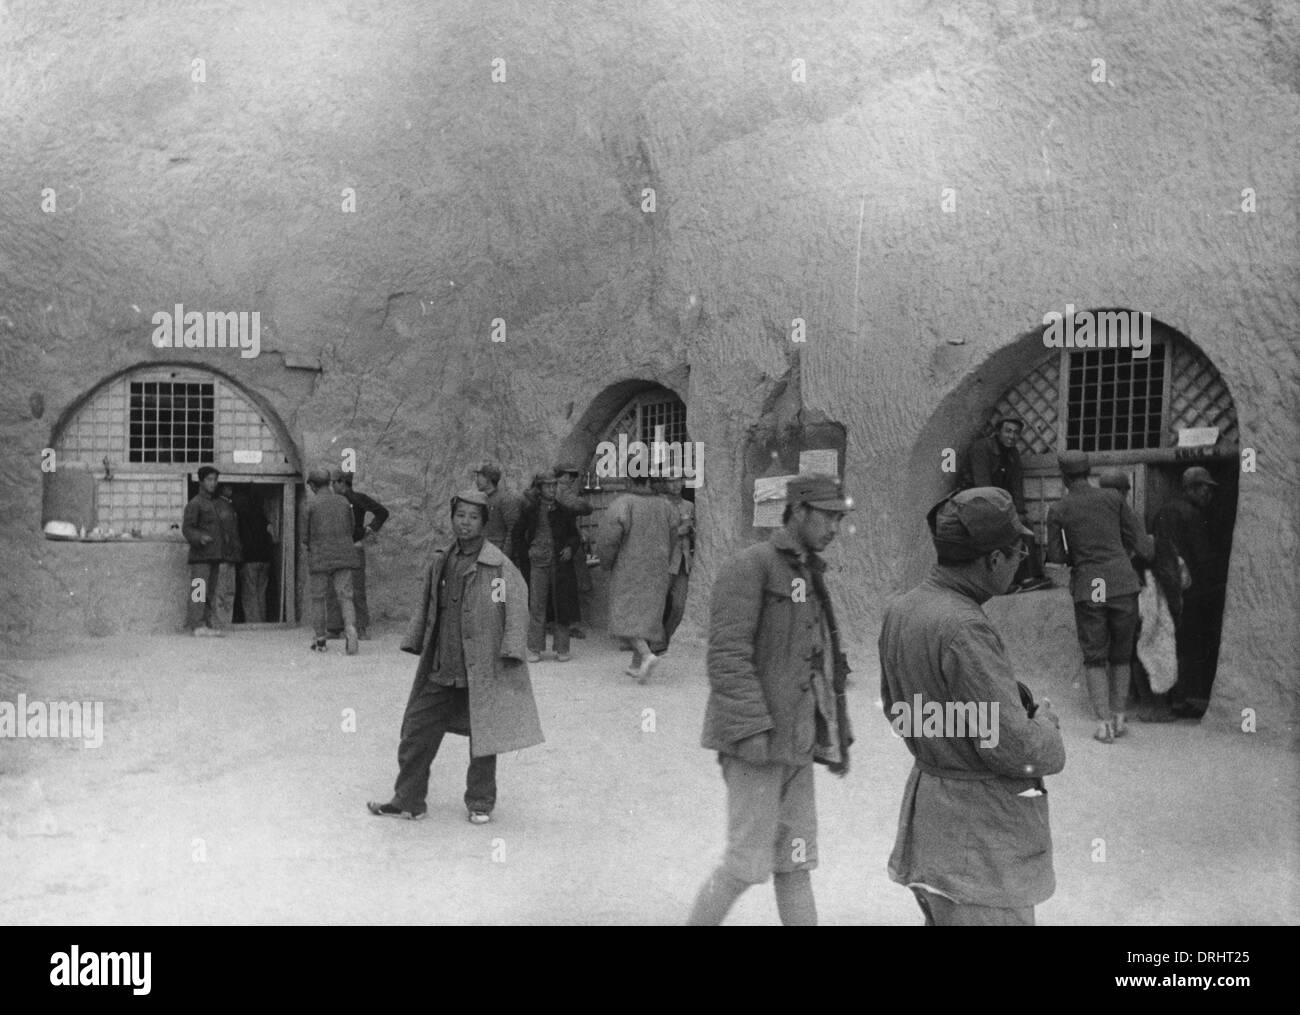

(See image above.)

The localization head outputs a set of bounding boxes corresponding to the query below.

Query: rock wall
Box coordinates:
[1,1,1296,723]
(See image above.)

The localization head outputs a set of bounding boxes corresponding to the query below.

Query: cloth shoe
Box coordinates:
[367,801,426,820]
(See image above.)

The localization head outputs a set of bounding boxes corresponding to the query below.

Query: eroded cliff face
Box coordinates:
[1,1,1296,723]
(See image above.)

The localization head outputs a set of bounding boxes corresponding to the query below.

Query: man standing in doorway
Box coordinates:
[1151,466,1227,719]
[1046,452,1154,742]
[880,487,1065,926]
[688,474,854,926]
[959,416,1051,593]
[182,465,240,637]
[327,469,388,640]
[234,489,275,623]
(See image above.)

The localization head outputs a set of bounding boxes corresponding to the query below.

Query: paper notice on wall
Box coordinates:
[754,474,795,528]
[1177,427,1219,448]
[798,449,837,477]
[233,449,264,464]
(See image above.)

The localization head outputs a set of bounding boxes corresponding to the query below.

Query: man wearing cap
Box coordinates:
[512,469,584,662]
[1046,452,1155,742]
[688,474,854,926]
[368,488,543,824]
[181,465,241,637]
[959,416,1050,593]
[474,461,522,556]
[1151,466,1227,718]
[303,468,362,654]
[325,469,389,640]
[879,487,1065,926]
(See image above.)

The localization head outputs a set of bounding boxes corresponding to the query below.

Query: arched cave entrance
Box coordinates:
[46,363,303,623]
[904,313,1238,707]
[558,379,690,634]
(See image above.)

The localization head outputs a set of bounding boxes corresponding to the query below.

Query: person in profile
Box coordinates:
[688,474,854,926]
[880,487,1065,926]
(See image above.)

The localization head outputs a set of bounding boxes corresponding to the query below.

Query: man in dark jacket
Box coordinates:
[181,465,241,637]
[303,468,361,654]
[880,487,1065,926]
[1151,466,1227,718]
[652,475,694,656]
[326,469,389,639]
[554,461,594,639]
[1046,451,1154,742]
[959,416,1050,592]
[475,460,523,555]
[511,469,583,662]
[688,474,854,927]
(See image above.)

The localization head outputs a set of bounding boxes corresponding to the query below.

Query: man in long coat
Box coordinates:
[368,488,544,824]
[595,475,678,682]
[879,487,1066,926]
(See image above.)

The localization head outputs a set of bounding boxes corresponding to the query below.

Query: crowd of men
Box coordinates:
[956,416,1228,728]
[178,428,1228,924]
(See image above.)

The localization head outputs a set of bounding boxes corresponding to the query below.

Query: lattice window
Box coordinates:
[579,387,689,553]
[54,368,292,536]
[638,395,688,449]
[129,381,215,464]
[61,377,129,463]
[992,354,1059,455]
[1065,345,1167,452]
[95,476,188,536]
[220,388,279,453]
[1168,342,1238,445]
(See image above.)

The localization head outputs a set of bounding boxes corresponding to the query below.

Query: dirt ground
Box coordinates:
[1,615,1296,926]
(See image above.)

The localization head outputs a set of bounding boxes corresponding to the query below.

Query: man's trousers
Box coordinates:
[310,568,356,639]
[393,679,497,815]
[327,544,369,631]
[527,562,570,654]
[187,562,236,629]
[239,561,270,622]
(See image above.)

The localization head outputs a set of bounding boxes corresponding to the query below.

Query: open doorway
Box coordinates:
[907,315,1240,711]
[187,477,293,623]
